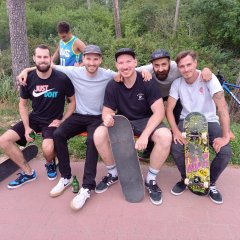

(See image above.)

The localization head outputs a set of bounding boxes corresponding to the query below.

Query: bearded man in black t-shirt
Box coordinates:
[0,44,76,189]
[93,48,172,205]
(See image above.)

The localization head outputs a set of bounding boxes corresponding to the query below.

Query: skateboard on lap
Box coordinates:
[0,144,38,182]
[108,115,145,203]
[182,112,210,195]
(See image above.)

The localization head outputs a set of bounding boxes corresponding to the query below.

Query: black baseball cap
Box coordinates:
[150,49,170,62]
[83,45,102,55]
[115,48,136,60]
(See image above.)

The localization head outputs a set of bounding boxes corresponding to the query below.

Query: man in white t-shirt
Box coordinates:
[166,50,232,204]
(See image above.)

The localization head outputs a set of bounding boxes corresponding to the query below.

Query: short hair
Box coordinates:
[57,21,70,34]
[34,44,51,56]
[175,50,197,65]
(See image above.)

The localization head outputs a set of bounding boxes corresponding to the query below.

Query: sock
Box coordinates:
[146,167,159,183]
[106,164,118,177]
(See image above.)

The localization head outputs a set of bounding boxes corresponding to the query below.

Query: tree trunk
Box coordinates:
[113,0,122,39]
[86,0,91,9]
[229,73,240,122]
[7,0,29,87]
[173,0,180,35]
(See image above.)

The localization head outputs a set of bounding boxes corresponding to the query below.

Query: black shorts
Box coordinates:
[129,117,166,139]
[11,119,57,146]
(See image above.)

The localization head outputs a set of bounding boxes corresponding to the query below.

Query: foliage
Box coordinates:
[0,75,19,104]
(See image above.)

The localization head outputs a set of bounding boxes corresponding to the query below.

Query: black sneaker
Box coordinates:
[95,173,118,193]
[8,171,37,189]
[171,179,186,196]
[209,185,223,204]
[45,161,57,181]
[145,180,162,205]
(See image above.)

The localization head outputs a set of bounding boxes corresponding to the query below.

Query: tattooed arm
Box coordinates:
[212,90,230,152]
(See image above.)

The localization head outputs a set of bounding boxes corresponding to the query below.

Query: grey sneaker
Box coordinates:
[145,180,162,205]
[171,179,186,196]
[95,173,118,193]
[209,185,223,204]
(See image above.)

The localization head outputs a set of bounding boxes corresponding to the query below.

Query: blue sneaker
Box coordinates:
[8,171,37,189]
[45,161,57,180]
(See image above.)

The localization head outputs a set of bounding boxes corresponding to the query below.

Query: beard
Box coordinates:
[154,68,170,81]
[36,63,51,73]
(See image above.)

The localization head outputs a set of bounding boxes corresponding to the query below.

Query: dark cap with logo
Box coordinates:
[83,45,102,55]
[115,48,136,60]
[150,49,170,62]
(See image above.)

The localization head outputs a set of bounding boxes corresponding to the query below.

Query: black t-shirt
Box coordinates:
[104,72,162,120]
[20,69,75,125]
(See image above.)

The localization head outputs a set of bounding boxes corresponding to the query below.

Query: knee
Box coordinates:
[152,128,172,148]
[93,126,108,146]
[53,128,64,141]
[42,140,54,156]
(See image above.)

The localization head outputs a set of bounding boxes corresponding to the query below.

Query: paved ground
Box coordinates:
[0,158,240,240]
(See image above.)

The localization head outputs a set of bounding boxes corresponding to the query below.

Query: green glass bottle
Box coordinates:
[72,175,79,193]
[29,131,36,140]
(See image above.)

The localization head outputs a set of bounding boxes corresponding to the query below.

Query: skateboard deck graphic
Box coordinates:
[0,144,38,182]
[108,115,144,203]
[183,112,210,195]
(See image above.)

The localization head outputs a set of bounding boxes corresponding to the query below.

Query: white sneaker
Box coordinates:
[49,177,72,197]
[70,187,90,210]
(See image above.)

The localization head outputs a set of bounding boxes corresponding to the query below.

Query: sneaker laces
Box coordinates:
[15,172,25,182]
[149,180,161,193]
[102,174,112,183]
[210,185,218,194]
[46,163,55,173]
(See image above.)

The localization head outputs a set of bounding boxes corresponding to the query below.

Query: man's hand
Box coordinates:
[17,69,29,86]
[25,128,35,142]
[213,136,230,153]
[49,119,62,128]
[172,129,187,145]
[103,113,115,127]
[201,68,212,82]
[135,134,148,151]
[114,73,123,82]
[141,69,152,81]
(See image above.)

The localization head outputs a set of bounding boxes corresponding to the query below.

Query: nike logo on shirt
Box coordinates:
[32,88,54,97]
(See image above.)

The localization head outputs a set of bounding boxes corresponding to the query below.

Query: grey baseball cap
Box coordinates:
[115,48,136,60]
[83,45,102,55]
[150,49,170,62]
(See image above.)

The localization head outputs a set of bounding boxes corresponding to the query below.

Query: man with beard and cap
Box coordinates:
[137,49,212,160]
[0,44,76,189]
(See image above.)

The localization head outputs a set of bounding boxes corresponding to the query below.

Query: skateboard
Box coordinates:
[108,115,144,203]
[0,144,38,182]
[182,112,210,195]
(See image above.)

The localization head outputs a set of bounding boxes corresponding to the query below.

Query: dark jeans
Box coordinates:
[145,97,182,154]
[53,113,102,190]
[171,121,232,184]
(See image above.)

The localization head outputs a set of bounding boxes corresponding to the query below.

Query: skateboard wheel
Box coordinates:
[202,132,207,139]
[184,178,189,185]
[203,182,209,188]
[182,132,186,138]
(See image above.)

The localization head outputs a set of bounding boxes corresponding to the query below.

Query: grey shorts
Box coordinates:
[129,117,166,139]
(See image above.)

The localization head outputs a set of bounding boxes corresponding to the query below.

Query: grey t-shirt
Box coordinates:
[55,65,116,115]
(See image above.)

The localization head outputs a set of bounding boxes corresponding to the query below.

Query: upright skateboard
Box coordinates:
[0,144,38,182]
[183,112,210,195]
[108,115,144,203]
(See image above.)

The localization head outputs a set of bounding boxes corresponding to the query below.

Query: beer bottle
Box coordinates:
[72,175,79,193]
[29,131,36,140]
